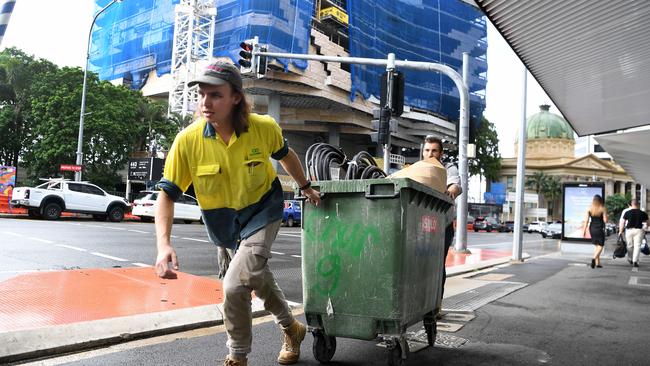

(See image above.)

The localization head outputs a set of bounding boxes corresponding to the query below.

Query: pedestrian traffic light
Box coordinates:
[238,39,257,74]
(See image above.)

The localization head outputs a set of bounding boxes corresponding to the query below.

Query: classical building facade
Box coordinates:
[498,105,647,222]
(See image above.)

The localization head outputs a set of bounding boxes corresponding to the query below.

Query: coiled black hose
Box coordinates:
[305,143,387,181]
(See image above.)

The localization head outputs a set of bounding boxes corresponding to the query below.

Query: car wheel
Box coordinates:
[199,216,204,225]
[42,202,62,220]
[141,216,154,223]
[107,206,125,222]
[184,220,193,224]
[542,233,547,238]
[287,216,295,227]
[474,229,479,232]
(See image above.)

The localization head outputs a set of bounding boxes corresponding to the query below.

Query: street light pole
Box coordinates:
[75,0,122,181]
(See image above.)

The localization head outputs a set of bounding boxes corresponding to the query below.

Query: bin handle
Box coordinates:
[295,192,325,201]
[365,183,399,199]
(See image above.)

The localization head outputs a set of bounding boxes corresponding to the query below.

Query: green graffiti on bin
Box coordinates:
[308,215,381,296]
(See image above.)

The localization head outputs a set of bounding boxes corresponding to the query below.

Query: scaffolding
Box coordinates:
[168,0,216,117]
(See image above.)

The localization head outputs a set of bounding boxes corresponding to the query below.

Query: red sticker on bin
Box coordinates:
[421,215,438,233]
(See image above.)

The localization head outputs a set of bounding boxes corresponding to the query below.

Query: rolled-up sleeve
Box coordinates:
[157,135,192,202]
[446,164,462,193]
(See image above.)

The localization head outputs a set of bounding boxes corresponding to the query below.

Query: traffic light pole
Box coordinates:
[252,49,471,252]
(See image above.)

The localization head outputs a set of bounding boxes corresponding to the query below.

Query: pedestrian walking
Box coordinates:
[422,136,461,316]
[582,195,608,268]
[154,60,321,366]
[619,199,648,269]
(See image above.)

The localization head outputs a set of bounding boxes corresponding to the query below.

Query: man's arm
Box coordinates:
[278,147,321,206]
[445,164,462,199]
[155,191,178,278]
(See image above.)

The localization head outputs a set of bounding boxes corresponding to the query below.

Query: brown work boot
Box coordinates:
[277,320,307,364]
[223,355,247,366]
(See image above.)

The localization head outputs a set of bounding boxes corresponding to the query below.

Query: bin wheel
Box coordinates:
[387,341,408,366]
[312,332,336,363]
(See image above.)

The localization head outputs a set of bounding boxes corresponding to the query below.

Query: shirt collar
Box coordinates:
[203,119,216,138]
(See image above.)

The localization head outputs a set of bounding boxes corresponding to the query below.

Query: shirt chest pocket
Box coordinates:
[244,159,267,190]
[194,164,221,193]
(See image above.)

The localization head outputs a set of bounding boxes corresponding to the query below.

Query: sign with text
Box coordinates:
[60,164,83,172]
[128,158,164,181]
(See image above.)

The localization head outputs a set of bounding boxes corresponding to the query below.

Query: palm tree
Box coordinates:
[542,177,562,219]
[525,171,549,208]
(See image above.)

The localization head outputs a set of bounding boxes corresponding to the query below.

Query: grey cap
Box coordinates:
[188,61,243,90]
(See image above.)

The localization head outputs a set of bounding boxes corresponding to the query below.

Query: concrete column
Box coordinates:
[632,183,637,200]
[605,180,615,198]
[641,185,647,211]
[618,181,626,195]
[328,125,340,148]
[125,179,131,202]
[267,94,281,171]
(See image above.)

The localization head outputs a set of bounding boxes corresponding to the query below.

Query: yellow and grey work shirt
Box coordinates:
[157,113,289,252]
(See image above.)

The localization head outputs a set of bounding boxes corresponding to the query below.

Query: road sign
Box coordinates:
[60,164,82,172]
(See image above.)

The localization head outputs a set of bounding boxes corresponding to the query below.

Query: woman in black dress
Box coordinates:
[582,195,608,268]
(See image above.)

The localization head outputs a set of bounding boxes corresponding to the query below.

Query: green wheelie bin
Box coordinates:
[301,178,453,365]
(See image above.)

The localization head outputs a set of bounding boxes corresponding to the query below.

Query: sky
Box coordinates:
[1,0,559,159]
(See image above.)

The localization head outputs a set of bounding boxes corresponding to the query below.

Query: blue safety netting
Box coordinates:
[213,0,313,70]
[89,0,313,89]
[347,0,487,124]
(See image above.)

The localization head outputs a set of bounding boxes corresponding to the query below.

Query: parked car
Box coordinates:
[10,178,130,221]
[283,200,301,227]
[522,223,529,231]
[503,221,515,232]
[467,215,475,231]
[132,191,202,224]
[474,216,500,232]
[605,222,617,236]
[527,221,548,233]
[541,223,562,239]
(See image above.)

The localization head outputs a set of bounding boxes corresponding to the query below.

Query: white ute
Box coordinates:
[11,178,130,221]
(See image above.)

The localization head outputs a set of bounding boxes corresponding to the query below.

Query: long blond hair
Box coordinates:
[588,194,605,216]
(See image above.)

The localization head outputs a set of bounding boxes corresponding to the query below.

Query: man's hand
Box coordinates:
[446,184,461,200]
[155,244,179,278]
[303,187,321,206]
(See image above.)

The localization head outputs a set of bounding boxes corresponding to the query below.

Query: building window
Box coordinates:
[507,176,514,190]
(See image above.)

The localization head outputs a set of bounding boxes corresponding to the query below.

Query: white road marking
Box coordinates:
[27,237,54,244]
[2,231,23,237]
[128,229,149,234]
[271,251,285,255]
[132,262,153,268]
[171,235,179,238]
[279,233,301,238]
[291,255,302,258]
[102,226,126,231]
[90,252,129,262]
[181,237,209,242]
[56,244,87,252]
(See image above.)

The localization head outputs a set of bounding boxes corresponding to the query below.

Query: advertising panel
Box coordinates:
[562,182,605,241]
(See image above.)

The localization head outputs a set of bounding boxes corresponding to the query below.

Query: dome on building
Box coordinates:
[526,104,574,140]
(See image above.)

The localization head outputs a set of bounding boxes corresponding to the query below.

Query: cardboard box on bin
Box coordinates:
[388,158,447,193]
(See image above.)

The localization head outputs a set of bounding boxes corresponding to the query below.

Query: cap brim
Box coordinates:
[188,75,229,87]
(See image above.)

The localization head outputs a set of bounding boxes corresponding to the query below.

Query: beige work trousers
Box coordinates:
[223,220,293,355]
[625,228,644,264]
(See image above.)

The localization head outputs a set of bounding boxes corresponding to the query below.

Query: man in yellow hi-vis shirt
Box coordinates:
[154,61,321,366]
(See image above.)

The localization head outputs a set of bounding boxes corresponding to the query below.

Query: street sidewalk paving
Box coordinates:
[0,246,519,363]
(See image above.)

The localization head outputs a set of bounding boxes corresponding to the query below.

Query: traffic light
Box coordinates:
[380,71,405,116]
[256,45,268,78]
[238,39,257,74]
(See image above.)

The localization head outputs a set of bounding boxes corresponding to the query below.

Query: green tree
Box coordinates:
[22,66,177,190]
[525,171,550,208]
[605,193,631,223]
[0,48,57,167]
[542,176,562,218]
[469,116,501,191]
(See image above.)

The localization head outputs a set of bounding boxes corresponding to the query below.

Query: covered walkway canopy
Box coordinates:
[475,0,650,185]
